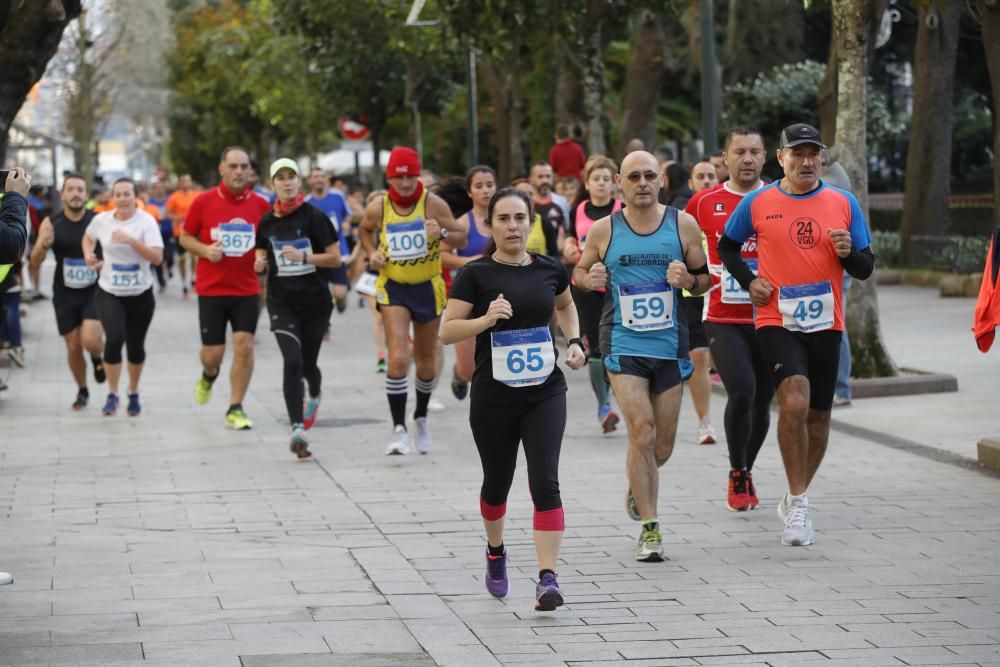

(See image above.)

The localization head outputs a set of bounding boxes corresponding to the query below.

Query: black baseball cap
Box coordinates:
[778,123,827,149]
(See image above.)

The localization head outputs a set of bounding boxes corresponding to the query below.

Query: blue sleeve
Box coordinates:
[846,192,871,251]
[723,194,755,243]
[335,197,350,223]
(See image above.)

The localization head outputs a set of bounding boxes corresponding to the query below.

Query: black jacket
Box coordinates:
[0,192,27,264]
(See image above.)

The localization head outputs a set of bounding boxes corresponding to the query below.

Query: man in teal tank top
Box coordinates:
[573,152,711,563]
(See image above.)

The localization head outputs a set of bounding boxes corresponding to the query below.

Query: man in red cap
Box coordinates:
[360,146,467,455]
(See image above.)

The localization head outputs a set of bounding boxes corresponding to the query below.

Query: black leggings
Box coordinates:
[470,391,566,513]
[705,322,775,471]
[95,287,155,365]
[269,299,331,426]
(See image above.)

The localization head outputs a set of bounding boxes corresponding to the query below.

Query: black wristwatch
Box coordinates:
[568,337,586,354]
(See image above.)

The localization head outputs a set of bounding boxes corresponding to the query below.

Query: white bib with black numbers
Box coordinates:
[62,258,97,289]
[618,279,673,331]
[778,280,834,332]
[490,326,555,387]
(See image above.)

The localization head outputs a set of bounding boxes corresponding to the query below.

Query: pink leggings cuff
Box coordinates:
[480,498,507,521]
[533,507,565,531]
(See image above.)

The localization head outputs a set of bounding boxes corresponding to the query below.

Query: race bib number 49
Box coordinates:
[218,221,255,257]
[490,326,555,387]
[619,279,673,331]
[386,220,427,261]
[778,280,834,332]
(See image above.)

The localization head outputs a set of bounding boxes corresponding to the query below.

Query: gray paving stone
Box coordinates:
[241,654,436,666]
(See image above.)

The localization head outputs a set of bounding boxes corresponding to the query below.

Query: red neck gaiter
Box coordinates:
[218,183,252,203]
[387,180,425,209]
[274,193,306,217]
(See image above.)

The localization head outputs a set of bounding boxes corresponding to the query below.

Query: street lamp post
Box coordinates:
[700,0,718,154]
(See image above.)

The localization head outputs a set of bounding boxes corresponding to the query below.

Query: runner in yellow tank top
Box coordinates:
[360,147,468,456]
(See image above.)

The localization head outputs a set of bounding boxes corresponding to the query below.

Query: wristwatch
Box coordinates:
[568,337,586,354]
[439,227,450,240]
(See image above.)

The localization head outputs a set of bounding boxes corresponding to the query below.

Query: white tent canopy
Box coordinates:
[313,148,389,177]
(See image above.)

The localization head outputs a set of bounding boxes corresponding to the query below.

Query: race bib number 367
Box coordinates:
[218,221,255,257]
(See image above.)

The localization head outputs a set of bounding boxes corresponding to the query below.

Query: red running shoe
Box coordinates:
[726,469,751,512]
[746,470,759,510]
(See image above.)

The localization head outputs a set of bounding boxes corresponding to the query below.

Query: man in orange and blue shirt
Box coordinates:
[719,123,874,547]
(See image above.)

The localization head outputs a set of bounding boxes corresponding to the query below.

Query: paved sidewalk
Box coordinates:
[0,272,998,666]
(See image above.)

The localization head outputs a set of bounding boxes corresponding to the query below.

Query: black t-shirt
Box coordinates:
[256,203,338,306]
[51,209,97,294]
[449,254,569,403]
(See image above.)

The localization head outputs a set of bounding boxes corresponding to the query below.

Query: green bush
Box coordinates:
[868,206,994,237]
[870,230,988,273]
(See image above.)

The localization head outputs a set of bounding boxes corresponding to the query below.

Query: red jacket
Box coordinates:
[974,228,1000,352]
[548,140,586,180]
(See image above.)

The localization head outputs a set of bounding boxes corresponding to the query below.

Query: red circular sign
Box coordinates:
[339,116,370,141]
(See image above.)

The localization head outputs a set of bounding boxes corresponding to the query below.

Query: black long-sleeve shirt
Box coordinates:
[0,192,27,264]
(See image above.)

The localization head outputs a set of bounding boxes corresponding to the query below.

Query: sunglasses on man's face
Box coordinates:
[625,171,660,183]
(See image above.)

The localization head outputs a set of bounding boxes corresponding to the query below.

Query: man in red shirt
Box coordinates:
[548,125,586,182]
[685,127,771,513]
[180,146,270,430]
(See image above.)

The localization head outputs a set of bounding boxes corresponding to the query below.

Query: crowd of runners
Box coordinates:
[0,122,875,611]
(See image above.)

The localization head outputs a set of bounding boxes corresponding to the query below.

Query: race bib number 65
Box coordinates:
[490,326,555,387]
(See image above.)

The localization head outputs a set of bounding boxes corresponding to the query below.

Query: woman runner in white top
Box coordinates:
[82,178,163,417]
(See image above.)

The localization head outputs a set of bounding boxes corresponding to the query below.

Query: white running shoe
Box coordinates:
[697,419,716,445]
[413,416,432,454]
[781,494,815,546]
[385,425,410,456]
[0,572,12,585]
[427,395,446,413]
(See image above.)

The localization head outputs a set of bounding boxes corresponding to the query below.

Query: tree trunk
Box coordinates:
[581,25,606,156]
[0,0,82,161]
[480,58,511,182]
[818,0,888,144]
[404,59,422,157]
[899,2,962,261]
[508,59,526,178]
[833,0,897,378]
[616,11,669,159]
[982,1,1000,232]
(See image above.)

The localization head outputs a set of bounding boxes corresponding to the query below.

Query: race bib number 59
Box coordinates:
[618,279,673,331]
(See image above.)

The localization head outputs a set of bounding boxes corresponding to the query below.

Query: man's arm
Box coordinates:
[666,212,710,296]
[426,194,467,249]
[29,216,53,271]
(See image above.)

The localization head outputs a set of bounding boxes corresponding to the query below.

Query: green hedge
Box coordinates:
[869,206,995,237]
[870,230,989,273]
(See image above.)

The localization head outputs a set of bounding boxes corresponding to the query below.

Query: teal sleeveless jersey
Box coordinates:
[599,207,692,375]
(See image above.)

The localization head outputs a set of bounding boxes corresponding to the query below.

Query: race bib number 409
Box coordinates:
[63,258,97,289]
[490,326,555,387]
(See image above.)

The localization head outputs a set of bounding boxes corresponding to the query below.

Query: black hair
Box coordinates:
[220,145,251,164]
[723,126,764,150]
[465,165,497,190]
[664,163,689,193]
[486,187,533,227]
[61,172,87,191]
[112,177,137,196]
[434,177,473,217]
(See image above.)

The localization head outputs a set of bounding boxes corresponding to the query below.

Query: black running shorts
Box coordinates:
[755,326,842,411]
[198,295,260,345]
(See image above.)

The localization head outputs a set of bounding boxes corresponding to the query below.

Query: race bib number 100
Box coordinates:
[778,280,834,332]
[490,326,555,387]
[386,221,427,261]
